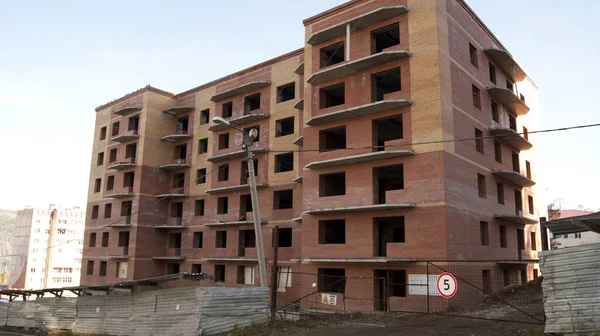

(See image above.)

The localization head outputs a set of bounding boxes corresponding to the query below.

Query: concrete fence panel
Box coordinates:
[74,295,107,334]
[0,302,7,326]
[6,301,37,329]
[35,297,77,330]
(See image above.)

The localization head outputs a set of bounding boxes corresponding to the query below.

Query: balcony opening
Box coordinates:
[222,102,233,118]
[372,23,400,54]
[482,270,491,295]
[528,196,534,215]
[509,115,517,131]
[193,232,203,248]
[489,62,496,84]
[243,125,260,144]
[120,200,132,218]
[277,228,292,248]
[128,115,139,132]
[118,231,130,252]
[168,232,182,250]
[99,261,107,276]
[94,178,101,193]
[218,163,229,182]
[526,161,532,179]
[506,80,514,92]
[238,229,256,257]
[217,197,228,214]
[480,221,489,246]
[275,152,293,173]
[123,172,134,189]
[125,143,137,159]
[469,43,478,68]
[194,199,205,216]
[373,164,404,204]
[320,42,344,68]
[112,121,120,137]
[318,219,345,244]
[277,82,295,103]
[106,176,115,191]
[372,68,401,102]
[198,138,208,154]
[530,231,537,250]
[373,216,405,257]
[172,173,185,191]
[91,205,99,219]
[200,109,210,125]
[109,148,117,163]
[517,229,525,254]
[475,128,484,153]
[100,126,107,140]
[170,202,183,224]
[218,133,230,150]
[374,270,406,310]
[373,114,403,151]
[175,143,189,162]
[104,203,112,218]
[273,189,293,210]
[494,141,502,163]
[239,194,252,221]
[176,116,189,134]
[319,171,345,197]
[491,101,499,122]
[87,261,94,275]
[500,225,507,248]
[319,126,346,152]
[515,190,523,214]
[215,265,225,282]
[318,268,345,293]
[192,264,202,273]
[319,83,345,109]
[97,152,104,166]
[101,232,109,247]
[240,159,258,184]
[472,85,481,109]
[512,152,520,172]
[275,117,294,137]
[197,168,207,184]
[237,266,255,285]
[216,230,227,248]
[89,233,96,247]
[244,93,261,115]
[497,182,504,205]
[167,263,180,275]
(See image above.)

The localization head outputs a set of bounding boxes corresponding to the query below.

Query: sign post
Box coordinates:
[436,272,457,298]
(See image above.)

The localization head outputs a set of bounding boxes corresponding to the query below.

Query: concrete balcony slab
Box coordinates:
[208,113,269,132]
[207,148,268,163]
[307,99,412,126]
[305,150,414,169]
[205,183,268,194]
[161,133,192,142]
[489,127,532,151]
[162,106,194,116]
[495,214,538,225]
[492,170,535,187]
[305,203,415,215]
[113,106,142,116]
[484,48,526,82]
[293,99,304,110]
[211,81,271,102]
[487,87,530,116]
[294,62,304,75]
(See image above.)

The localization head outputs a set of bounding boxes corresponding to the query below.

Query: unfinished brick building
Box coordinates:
[82,0,545,311]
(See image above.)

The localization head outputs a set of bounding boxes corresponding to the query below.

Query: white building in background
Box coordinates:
[552,210,600,249]
[9,205,85,289]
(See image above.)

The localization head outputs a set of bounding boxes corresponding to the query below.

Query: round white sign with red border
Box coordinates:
[437,272,457,298]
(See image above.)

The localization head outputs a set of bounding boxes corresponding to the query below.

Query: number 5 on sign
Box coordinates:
[437,272,457,298]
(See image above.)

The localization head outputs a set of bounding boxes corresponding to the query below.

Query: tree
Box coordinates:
[548,201,562,249]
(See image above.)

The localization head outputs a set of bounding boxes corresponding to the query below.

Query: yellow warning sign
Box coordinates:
[321,293,337,305]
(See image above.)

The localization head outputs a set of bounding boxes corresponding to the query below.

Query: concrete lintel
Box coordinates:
[305,150,414,169]
[205,183,268,194]
[307,6,409,45]
[208,113,269,132]
[210,81,271,102]
[305,203,416,215]
[306,99,412,126]
[207,148,268,163]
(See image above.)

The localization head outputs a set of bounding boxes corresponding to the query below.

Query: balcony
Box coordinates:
[156,188,188,199]
[113,105,142,116]
[294,62,304,75]
[305,203,415,215]
[492,170,535,187]
[108,215,132,228]
[307,6,409,45]
[307,51,411,85]
[306,99,412,126]
[292,176,303,183]
[105,186,135,198]
[204,220,268,227]
[486,87,530,116]
[494,214,538,225]
[201,257,258,262]
[484,48,526,82]
[305,150,414,169]
[162,106,194,116]
[210,81,271,102]
[489,127,532,151]
[153,248,186,261]
[111,129,139,142]
[293,99,304,110]
[205,183,268,194]
[159,158,191,171]
[161,129,192,143]
[107,246,130,259]
[207,148,268,163]
[155,217,187,229]
[208,113,269,132]
[107,157,136,170]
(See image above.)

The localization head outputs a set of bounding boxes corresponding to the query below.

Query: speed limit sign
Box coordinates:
[437,272,457,298]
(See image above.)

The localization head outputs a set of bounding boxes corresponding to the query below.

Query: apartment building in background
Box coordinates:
[9,205,85,290]
[551,210,600,248]
[82,0,546,311]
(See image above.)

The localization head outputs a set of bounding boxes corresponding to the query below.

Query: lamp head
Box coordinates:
[212,116,230,126]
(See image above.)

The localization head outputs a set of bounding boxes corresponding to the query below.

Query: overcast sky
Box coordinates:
[0,0,598,211]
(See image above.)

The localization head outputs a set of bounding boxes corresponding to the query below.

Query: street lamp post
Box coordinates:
[212,116,268,287]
